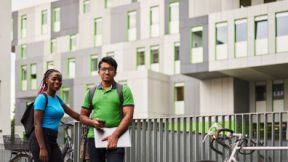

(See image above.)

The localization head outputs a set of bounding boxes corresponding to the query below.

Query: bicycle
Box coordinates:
[60,121,75,162]
[3,135,33,162]
[202,123,288,162]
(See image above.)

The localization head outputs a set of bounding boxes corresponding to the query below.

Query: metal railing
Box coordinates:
[72,112,288,162]
[2,112,286,162]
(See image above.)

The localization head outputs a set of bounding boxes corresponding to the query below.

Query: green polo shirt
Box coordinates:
[82,82,134,138]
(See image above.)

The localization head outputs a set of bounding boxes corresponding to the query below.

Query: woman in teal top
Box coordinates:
[30,69,80,162]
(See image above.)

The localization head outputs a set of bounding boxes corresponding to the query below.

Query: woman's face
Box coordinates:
[46,72,62,92]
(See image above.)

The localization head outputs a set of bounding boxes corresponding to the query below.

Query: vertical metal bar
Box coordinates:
[73,122,80,162]
[264,113,267,162]
[165,118,169,162]
[136,120,141,162]
[177,118,181,162]
[242,114,246,162]
[159,119,163,162]
[171,118,175,162]
[183,117,187,162]
[148,119,152,162]
[272,113,275,161]
[208,116,212,160]
[130,121,136,162]
[201,116,205,160]
[142,119,147,162]
[195,117,199,161]
[279,113,283,162]
[249,114,253,161]
[221,115,225,162]
[189,117,193,162]
[153,118,158,162]
[256,113,260,162]
[215,116,219,162]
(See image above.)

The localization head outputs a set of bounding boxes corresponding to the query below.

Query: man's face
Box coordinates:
[98,62,116,82]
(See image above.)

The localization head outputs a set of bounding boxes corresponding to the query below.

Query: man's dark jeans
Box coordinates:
[87,138,125,162]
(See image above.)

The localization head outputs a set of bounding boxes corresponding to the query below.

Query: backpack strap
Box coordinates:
[88,87,97,110]
[42,93,48,110]
[116,83,124,107]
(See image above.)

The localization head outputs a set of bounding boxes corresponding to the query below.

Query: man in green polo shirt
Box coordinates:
[80,56,134,162]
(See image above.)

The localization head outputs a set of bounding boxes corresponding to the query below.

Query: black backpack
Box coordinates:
[21,93,48,138]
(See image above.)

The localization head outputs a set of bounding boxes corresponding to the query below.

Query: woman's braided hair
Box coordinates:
[37,69,60,94]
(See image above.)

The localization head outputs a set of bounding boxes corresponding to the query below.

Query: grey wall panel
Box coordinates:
[110,3,140,44]
[170,75,200,116]
[51,0,79,39]
[12,11,18,46]
[234,78,249,113]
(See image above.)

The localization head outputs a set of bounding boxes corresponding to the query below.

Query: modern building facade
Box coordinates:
[12,0,288,135]
[0,0,11,143]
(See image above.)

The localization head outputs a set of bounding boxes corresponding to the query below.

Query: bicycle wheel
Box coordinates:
[10,153,33,162]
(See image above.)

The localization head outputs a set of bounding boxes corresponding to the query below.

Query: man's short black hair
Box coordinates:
[98,56,118,71]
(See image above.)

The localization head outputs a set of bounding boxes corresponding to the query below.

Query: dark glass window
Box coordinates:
[240,0,251,7]
[264,0,276,4]
[256,85,266,101]
[174,45,179,61]
[273,84,284,100]
[175,86,184,101]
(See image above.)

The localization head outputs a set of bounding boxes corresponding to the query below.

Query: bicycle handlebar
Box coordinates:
[209,128,234,155]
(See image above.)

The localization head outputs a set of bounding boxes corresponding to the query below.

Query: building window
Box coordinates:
[21,15,27,38]
[174,82,184,115]
[256,85,266,101]
[273,84,284,100]
[276,12,288,53]
[21,45,27,59]
[46,61,54,70]
[41,10,48,34]
[86,83,95,91]
[128,11,137,41]
[68,58,76,78]
[216,22,228,60]
[255,15,268,55]
[53,8,60,32]
[104,0,111,8]
[240,0,251,7]
[30,64,37,90]
[106,52,115,58]
[169,2,179,34]
[61,87,70,106]
[50,39,57,53]
[94,18,102,46]
[70,35,77,51]
[150,46,159,64]
[264,0,276,4]
[235,19,248,58]
[191,26,203,63]
[174,42,180,61]
[21,65,28,91]
[136,48,145,67]
[90,55,98,75]
[83,0,91,14]
[150,6,159,37]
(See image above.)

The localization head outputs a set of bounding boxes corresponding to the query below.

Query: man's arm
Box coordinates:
[80,107,105,128]
[103,106,134,149]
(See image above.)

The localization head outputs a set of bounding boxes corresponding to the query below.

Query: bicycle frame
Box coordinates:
[204,124,288,162]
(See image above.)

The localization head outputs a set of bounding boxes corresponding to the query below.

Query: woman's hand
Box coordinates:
[39,148,49,162]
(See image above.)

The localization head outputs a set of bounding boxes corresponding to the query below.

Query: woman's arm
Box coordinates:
[63,104,80,121]
[34,110,49,162]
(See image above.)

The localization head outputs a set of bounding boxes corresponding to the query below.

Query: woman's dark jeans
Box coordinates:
[87,138,125,162]
[29,128,63,162]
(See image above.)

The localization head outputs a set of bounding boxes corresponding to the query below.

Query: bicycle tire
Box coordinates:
[10,153,33,162]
